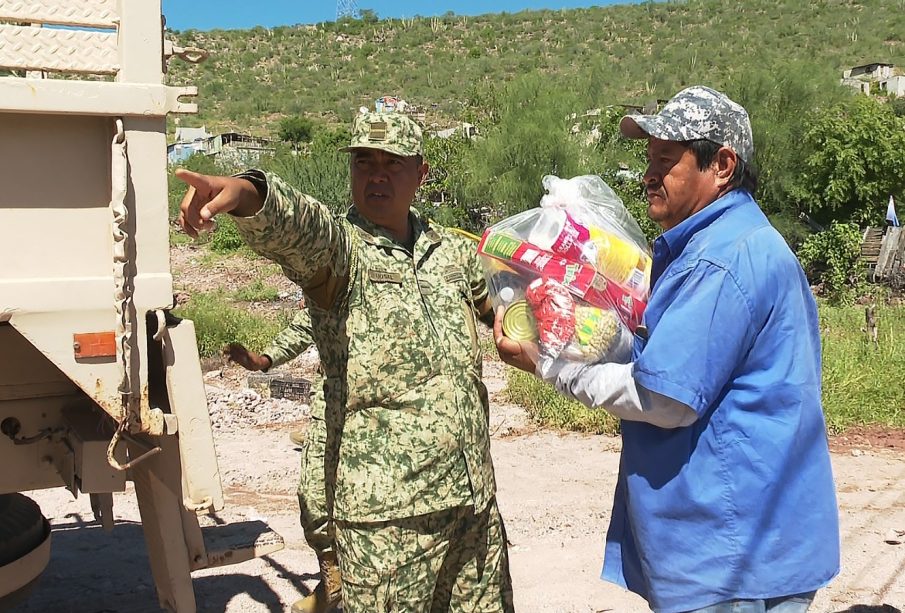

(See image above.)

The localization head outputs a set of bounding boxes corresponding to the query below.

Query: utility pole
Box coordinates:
[337,0,360,20]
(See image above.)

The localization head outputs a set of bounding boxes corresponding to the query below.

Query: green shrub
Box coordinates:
[232,279,280,302]
[797,222,865,305]
[209,215,246,253]
[173,291,289,358]
[277,116,315,144]
[260,131,350,214]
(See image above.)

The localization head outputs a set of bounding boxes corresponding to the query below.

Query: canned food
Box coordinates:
[502,300,538,342]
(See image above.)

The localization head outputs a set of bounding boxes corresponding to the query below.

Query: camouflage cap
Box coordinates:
[620,86,754,163]
[341,111,423,157]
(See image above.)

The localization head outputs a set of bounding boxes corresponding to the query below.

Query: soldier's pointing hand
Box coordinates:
[176,169,264,238]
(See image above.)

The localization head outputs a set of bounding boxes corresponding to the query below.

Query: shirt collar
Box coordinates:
[347,206,442,251]
[650,189,753,286]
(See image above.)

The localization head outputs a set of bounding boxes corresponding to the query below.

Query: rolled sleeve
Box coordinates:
[633,261,755,416]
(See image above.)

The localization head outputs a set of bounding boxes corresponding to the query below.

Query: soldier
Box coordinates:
[177,111,514,612]
[225,308,341,613]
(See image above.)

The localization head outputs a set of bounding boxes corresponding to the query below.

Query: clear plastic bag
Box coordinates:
[479,175,652,376]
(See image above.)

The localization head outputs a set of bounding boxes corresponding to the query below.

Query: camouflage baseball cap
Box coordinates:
[341,111,423,157]
[620,86,754,163]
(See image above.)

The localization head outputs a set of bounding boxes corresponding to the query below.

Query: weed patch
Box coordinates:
[821,304,905,433]
[506,369,620,435]
[173,290,290,358]
[232,279,280,302]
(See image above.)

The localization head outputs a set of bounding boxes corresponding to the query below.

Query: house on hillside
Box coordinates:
[167,126,212,163]
[434,122,476,139]
[207,132,276,165]
[841,62,905,97]
[167,131,275,165]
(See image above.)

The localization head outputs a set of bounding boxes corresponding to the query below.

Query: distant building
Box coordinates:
[841,62,905,97]
[167,126,212,163]
[167,131,275,165]
[174,126,211,143]
[207,133,277,165]
[434,122,476,139]
[370,95,427,125]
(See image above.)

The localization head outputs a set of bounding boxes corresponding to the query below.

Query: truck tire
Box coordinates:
[0,493,51,609]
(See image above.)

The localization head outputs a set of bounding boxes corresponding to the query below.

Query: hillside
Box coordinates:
[165,0,905,136]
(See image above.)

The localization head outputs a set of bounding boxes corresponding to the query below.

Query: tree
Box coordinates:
[585,105,660,242]
[261,130,350,214]
[723,65,847,220]
[418,133,477,230]
[460,74,585,220]
[793,95,905,226]
[277,116,314,144]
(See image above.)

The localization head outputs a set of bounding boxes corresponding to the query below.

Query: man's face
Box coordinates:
[642,138,719,231]
[349,148,428,227]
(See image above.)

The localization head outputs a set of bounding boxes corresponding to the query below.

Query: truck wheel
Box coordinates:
[0,493,51,609]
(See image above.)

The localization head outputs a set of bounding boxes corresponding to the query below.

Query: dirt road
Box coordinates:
[11,354,905,613]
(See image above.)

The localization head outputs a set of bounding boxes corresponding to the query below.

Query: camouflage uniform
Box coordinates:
[261,310,334,556]
[295,380,332,553]
[261,309,316,370]
[233,112,513,612]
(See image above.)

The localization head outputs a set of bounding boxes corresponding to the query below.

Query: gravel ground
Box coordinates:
[10,354,905,613]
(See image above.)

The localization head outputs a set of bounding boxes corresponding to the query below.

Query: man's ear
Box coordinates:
[713,147,737,189]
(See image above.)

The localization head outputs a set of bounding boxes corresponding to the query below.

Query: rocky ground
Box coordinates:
[12,351,905,613]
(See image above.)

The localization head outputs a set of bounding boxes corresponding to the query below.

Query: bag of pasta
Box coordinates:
[478,175,652,374]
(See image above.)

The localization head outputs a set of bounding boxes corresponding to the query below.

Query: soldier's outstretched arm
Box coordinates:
[175,169,263,238]
[228,172,353,310]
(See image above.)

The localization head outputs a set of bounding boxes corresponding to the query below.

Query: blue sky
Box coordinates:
[162,1,631,31]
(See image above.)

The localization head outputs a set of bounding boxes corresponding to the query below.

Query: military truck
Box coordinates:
[0,2,282,611]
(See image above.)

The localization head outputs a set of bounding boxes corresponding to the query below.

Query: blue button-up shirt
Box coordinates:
[604,189,840,612]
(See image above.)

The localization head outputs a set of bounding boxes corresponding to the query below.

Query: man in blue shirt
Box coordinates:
[494,86,840,612]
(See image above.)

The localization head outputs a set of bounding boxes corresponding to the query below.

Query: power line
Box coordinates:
[336,0,360,20]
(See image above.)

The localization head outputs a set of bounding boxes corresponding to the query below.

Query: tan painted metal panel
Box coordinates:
[162,320,225,512]
[0,0,118,28]
[0,24,118,74]
[0,2,281,607]
[0,77,198,116]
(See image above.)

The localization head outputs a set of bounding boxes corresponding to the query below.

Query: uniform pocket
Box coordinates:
[345,273,435,411]
[430,275,481,372]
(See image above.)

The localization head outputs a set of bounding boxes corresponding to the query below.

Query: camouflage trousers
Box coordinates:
[296,414,333,554]
[334,499,514,613]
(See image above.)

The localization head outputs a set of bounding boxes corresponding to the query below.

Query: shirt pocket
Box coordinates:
[345,269,435,411]
[631,324,649,362]
[430,269,481,371]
